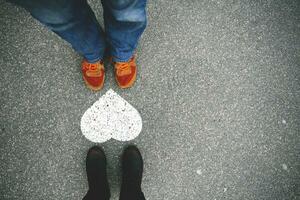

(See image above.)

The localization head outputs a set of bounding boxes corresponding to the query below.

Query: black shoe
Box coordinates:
[83,146,110,200]
[120,145,145,200]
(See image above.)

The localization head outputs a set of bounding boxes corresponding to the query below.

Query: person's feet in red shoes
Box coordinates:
[113,56,137,89]
[81,60,105,91]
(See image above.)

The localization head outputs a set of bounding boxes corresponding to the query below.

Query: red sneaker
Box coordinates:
[81,60,105,91]
[113,56,137,89]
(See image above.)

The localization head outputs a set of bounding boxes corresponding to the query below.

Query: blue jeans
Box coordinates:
[9,0,147,62]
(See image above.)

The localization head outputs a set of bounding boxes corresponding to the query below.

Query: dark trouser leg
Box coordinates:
[119,145,146,200]
[83,190,110,200]
[82,146,110,200]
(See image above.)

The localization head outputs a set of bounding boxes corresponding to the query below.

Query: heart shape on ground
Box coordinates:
[80,89,143,143]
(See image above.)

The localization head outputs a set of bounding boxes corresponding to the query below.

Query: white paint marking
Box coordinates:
[80,89,142,143]
[223,188,227,192]
[282,163,288,170]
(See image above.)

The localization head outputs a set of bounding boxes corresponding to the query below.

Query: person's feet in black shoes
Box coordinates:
[120,145,146,200]
[83,146,110,200]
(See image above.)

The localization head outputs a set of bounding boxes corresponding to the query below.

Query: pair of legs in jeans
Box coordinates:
[9,0,147,90]
[84,145,145,200]
[9,0,147,62]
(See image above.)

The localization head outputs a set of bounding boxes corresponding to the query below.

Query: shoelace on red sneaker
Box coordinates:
[115,58,135,76]
[83,62,103,77]
[84,63,99,72]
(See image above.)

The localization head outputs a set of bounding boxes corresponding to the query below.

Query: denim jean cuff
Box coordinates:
[85,56,102,63]
[84,52,104,63]
[84,49,105,63]
[112,51,134,62]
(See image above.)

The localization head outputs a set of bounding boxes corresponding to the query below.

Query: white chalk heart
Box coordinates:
[80,89,143,143]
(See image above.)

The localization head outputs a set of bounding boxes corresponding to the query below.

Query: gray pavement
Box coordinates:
[0,0,300,199]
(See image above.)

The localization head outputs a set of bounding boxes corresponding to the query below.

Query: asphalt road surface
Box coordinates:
[0,0,299,199]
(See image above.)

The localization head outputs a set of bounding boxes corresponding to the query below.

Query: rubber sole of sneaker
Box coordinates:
[83,74,105,91]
